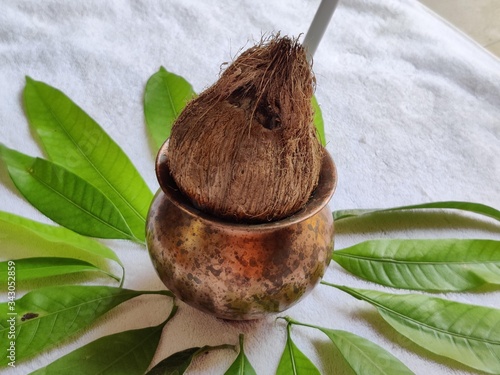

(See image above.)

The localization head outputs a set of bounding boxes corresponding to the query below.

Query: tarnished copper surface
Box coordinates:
[146,144,337,320]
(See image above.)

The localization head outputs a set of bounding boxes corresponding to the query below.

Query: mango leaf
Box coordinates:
[225,334,257,375]
[147,344,233,375]
[285,317,414,375]
[0,285,173,366]
[333,239,500,291]
[0,257,118,283]
[326,283,500,374]
[144,66,195,151]
[312,95,326,146]
[24,77,153,242]
[0,210,123,281]
[30,305,178,375]
[0,144,136,241]
[333,201,500,222]
[322,330,414,375]
[277,324,320,375]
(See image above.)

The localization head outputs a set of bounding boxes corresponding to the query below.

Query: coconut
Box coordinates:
[166,35,323,222]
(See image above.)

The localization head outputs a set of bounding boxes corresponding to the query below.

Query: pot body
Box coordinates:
[146,147,337,320]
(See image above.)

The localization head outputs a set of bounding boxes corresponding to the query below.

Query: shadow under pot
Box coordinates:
[146,141,337,320]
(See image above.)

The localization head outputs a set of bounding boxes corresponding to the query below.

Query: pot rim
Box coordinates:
[155,139,337,231]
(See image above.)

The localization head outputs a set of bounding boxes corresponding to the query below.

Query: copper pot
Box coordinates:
[146,141,337,320]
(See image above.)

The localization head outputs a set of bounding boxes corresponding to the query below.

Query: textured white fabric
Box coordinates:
[1,0,499,374]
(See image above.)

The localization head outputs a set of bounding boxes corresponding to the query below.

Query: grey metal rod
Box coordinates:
[303,0,340,61]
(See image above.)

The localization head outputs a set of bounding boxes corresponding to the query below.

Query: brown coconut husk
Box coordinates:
[167,35,323,222]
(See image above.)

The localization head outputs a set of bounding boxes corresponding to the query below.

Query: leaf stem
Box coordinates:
[282,316,321,331]
[207,344,236,353]
[118,265,126,288]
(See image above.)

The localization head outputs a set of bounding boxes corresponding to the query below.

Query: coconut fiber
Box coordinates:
[167,35,324,222]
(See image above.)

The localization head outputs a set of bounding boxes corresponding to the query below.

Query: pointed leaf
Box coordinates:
[312,95,326,146]
[277,325,320,375]
[333,239,500,291]
[0,257,118,283]
[0,286,173,366]
[144,66,195,151]
[24,77,153,241]
[0,210,123,279]
[333,201,500,222]
[147,344,233,375]
[30,305,178,375]
[0,144,136,241]
[327,283,500,374]
[285,317,413,375]
[324,329,413,375]
[225,334,257,375]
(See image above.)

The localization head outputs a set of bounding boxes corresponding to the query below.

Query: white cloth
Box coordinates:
[1,0,499,374]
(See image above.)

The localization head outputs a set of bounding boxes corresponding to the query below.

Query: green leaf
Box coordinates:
[333,201,500,222]
[0,144,136,241]
[144,66,195,151]
[30,305,178,375]
[0,210,123,281]
[285,317,414,375]
[277,324,320,375]
[0,257,118,283]
[0,285,173,366]
[147,344,233,375]
[225,334,257,375]
[317,330,413,375]
[333,239,500,291]
[326,283,500,374]
[24,77,153,242]
[312,95,326,146]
